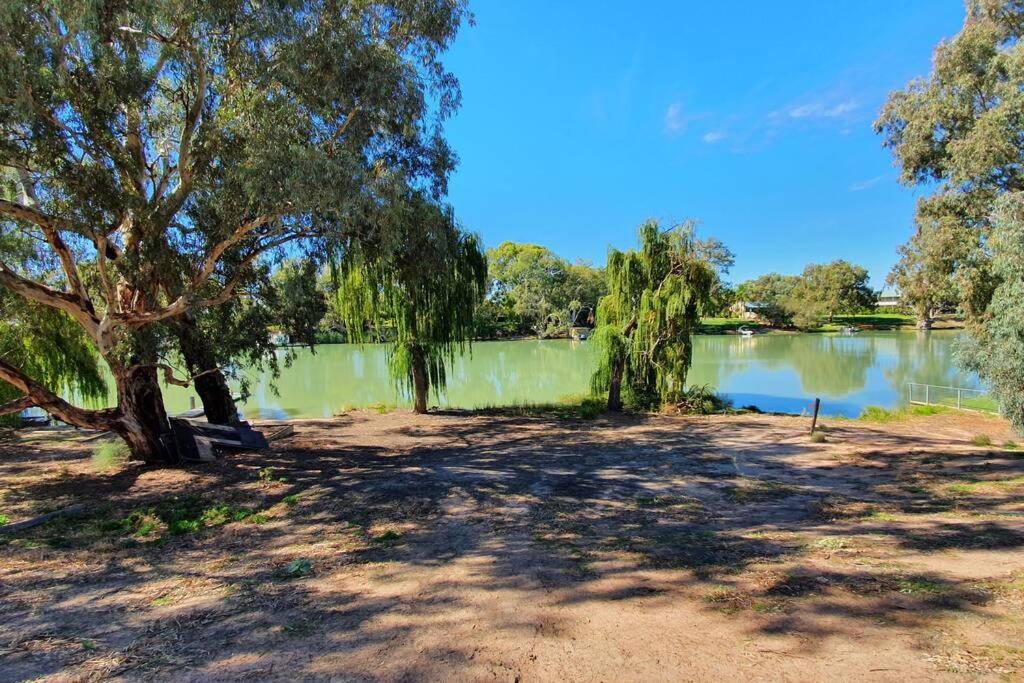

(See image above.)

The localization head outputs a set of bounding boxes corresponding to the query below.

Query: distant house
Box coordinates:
[730,301,768,320]
[876,289,902,309]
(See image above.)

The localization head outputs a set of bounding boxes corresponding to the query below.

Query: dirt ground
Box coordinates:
[1,409,1023,682]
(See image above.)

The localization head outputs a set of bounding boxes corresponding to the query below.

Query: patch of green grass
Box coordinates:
[79,639,96,651]
[282,618,315,636]
[282,494,300,507]
[471,394,605,420]
[258,467,287,485]
[867,511,899,522]
[830,313,916,329]
[972,434,993,447]
[367,402,397,414]
[957,394,1000,413]
[813,537,849,551]
[897,577,946,595]
[91,441,130,471]
[371,530,403,546]
[1005,441,1019,451]
[699,318,769,335]
[151,596,172,607]
[0,513,9,526]
[121,498,273,539]
[947,476,1024,495]
[859,404,951,422]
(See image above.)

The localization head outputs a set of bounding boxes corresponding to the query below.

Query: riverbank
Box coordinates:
[2,410,1022,680]
[699,313,965,335]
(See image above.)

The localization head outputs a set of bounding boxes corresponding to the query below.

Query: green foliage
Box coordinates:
[591,220,717,410]
[0,0,468,456]
[957,194,1024,433]
[333,191,487,405]
[809,431,827,443]
[786,260,875,329]
[121,498,270,539]
[735,261,874,330]
[877,0,1024,324]
[470,394,605,420]
[972,434,993,447]
[371,530,403,545]
[257,467,287,485]
[0,284,106,426]
[674,385,732,415]
[735,273,800,327]
[271,260,328,349]
[0,514,9,526]
[91,442,130,472]
[283,559,314,578]
[483,242,607,337]
[859,404,950,422]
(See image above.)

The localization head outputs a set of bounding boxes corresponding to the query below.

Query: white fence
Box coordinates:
[907,382,997,413]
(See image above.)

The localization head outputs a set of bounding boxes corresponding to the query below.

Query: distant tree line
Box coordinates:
[732,260,876,329]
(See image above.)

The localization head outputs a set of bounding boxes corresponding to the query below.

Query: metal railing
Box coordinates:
[907,382,998,413]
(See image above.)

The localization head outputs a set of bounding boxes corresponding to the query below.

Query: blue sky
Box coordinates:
[443,0,965,288]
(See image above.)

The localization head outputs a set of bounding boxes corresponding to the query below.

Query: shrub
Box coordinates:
[91,441,130,471]
[972,434,993,447]
[674,385,732,415]
[809,431,827,443]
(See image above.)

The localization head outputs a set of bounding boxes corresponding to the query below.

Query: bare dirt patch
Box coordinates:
[1,410,1023,681]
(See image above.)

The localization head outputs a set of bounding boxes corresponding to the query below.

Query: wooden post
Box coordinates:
[810,397,821,434]
[189,396,196,411]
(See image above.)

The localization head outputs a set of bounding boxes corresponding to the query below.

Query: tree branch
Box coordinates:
[0,395,36,417]
[110,222,292,326]
[0,197,93,312]
[0,359,120,430]
[0,262,100,334]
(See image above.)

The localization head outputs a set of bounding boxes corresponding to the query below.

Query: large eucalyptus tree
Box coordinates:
[876,0,1024,324]
[0,0,468,462]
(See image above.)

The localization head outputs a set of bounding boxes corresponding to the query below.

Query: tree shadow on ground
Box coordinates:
[1,412,1022,678]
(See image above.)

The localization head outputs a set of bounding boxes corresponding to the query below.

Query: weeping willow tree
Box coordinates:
[333,192,487,413]
[0,227,106,426]
[1,292,106,426]
[591,220,716,411]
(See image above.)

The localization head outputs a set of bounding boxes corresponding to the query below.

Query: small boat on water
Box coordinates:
[839,326,859,335]
[738,326,755,337]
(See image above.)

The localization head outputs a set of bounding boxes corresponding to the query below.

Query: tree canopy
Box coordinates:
[478,241,606,338]
[958,193,1024,432]
[876,0,1024,323]
[0,0,469,460]
[590,220,716,411]
[788,260,875,328]
[735,261,874,329]
[878,0,1024,429]
[735,273,801,327]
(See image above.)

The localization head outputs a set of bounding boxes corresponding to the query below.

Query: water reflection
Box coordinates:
[146,331,976,419]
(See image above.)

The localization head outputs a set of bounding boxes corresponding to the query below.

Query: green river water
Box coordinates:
[140,330,979,419]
